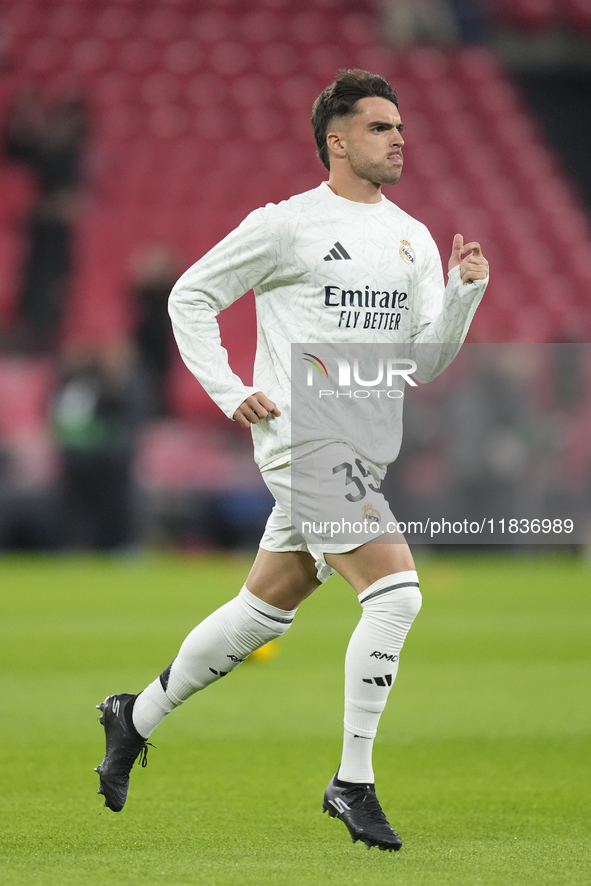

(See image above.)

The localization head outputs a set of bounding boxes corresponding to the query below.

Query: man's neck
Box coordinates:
[326,174,382,205]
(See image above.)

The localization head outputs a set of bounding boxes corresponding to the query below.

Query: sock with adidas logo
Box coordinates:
[132,586,297,738]
[338,572,422,783]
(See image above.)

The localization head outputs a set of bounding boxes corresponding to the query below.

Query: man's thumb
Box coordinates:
[448,233,464,270]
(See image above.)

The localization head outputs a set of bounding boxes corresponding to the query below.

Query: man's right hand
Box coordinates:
[233,392,281,428]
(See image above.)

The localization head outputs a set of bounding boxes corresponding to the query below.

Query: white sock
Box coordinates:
[132,586,297,738]
[338,571,422,783]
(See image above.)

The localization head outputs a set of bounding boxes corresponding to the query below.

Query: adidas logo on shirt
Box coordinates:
[323,242,352,261]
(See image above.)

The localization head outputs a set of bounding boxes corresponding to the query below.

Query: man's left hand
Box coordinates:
[448,233,489,284]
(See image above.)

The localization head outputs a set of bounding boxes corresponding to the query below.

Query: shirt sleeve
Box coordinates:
[409,231,488,383]
[168,207,281,420]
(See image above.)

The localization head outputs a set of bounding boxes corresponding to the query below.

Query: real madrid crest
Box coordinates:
[362,503,381,525]
[399,238,416,265]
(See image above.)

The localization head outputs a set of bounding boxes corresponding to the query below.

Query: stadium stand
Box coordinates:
[1,2,590,359]
[491,0,591,33]
[0,0,590,545]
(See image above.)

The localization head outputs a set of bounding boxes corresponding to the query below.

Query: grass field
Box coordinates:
[1,552,590,886]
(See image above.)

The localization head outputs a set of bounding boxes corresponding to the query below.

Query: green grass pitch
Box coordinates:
[1,552,590,886]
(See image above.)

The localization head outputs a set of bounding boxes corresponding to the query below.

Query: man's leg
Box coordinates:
[321,540,422,850]
[132,550,318,737]
[95,549,319,811]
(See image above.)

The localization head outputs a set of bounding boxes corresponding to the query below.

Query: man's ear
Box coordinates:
[326,128,347,162]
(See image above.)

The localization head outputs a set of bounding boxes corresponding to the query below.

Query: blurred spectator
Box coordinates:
[385,345,558,537]
[552,342,584,411]
[381,0,460,46]
[18,189,78,353]
[6,87,88,194]
[442,349,537,523]
[50,340,142,551]
[381,0,486,45]
[450,0,487,42]
[131,245,180,416]
[5,88,90,352]
[0,441,11,541]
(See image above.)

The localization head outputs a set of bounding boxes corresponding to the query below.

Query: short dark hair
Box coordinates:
[311,69,399,170]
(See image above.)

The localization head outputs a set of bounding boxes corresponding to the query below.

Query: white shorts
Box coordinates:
[259,442,401,583]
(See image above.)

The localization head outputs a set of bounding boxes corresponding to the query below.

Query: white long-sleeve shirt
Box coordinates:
[169,181,488,471]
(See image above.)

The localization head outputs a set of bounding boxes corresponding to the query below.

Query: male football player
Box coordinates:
[96,69,488,851]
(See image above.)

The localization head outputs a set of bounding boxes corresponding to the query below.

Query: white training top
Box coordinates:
[169,182,488,471]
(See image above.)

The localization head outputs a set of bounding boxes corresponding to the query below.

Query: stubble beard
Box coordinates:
[349,151,403,187]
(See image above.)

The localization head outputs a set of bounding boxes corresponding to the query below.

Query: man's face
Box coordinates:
[329,96,404,185]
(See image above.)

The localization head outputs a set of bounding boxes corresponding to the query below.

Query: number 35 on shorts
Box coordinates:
[332,459,381,503]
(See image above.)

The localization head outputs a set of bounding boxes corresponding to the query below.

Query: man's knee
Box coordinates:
[359,572,422,638]
[365,585,421,623]
[386,584,422,623]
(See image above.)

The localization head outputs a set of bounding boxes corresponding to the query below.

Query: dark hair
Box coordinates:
[311,69,399,170]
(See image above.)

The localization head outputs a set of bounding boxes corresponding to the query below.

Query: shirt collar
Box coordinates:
[319,180,388,215]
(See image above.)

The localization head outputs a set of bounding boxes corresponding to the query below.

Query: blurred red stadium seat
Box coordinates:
[232,74,274,108]
[240,10,281,44]
[210,41,252,77]
[406,47,450,81]
[118,39,158,74]
[95,6,137,41]
[338,13,376,47]
[163,41,203,76]
[191,10,234,43]
[141,9,186,43]
[71,38,113,74]
[186,71,227,107]
[303,43,348,80]
[290,11,332,45]
[257,43,300,78]
[0,357,55,434]
[94,71,132,105]
[141,72,182,106]
[148,104,189,139]
[564,0,591,30]
[352,45,394,75]
[47,3,89,39]
[0,165,38,224]
[452,47,502,82]
[0,228,22,322]
[135,420,252,491]
[493,0,557,30]
[278,74,317,110]
[26,38,69,75]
